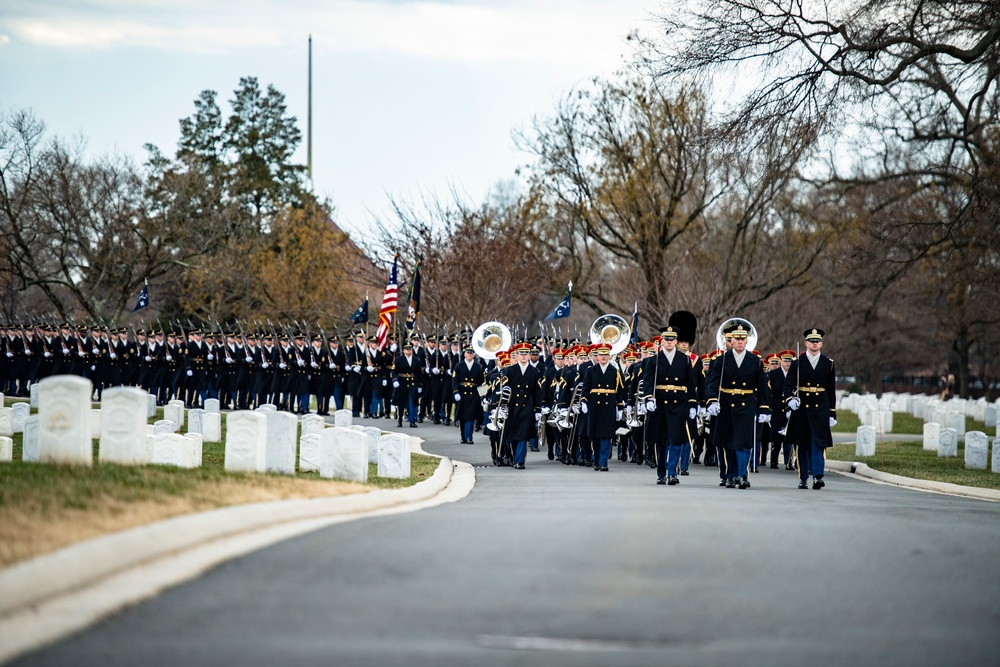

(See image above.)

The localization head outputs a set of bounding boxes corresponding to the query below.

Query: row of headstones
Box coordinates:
[0,377,412,482]
[855,424,1000,472]
[841,392,999,435]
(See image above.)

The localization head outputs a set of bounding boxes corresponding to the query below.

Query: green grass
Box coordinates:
[827,439,1000,490]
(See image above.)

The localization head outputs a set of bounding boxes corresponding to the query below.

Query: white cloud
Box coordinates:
[2,0,656,67]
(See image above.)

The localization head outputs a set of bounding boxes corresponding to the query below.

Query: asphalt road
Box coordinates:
[13,421,1000,667]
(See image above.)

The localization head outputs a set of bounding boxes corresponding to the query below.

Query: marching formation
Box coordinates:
[0,312,837,489]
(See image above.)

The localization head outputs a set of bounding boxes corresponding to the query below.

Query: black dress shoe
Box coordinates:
[397,420,403,427]
[600,466,609,471]
[726,478,737,488]
[657,477,666,485]
[692,456,701,464]
[739,476,751,489]
[547,452,555,461]
[668,476,679,485]
[475,425,481,432]
[444,419,451,426]
[798,480,808,489]
[514,462,525,470]
[719,479,728,487]
[705,459,718,467]
[813,476,825,490]
[433,419,441,425]
[680,469,689,476]
[409,423,418,428]
[770,463,779,469]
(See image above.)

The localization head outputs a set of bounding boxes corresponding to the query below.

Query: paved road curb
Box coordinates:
[827,460,1000,502]
[0,439,458,621]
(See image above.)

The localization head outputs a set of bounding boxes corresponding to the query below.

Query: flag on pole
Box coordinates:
[131,283,149,312]
[350,297,369,324]
[374,256,399,351]
[543,281,572,320]
[629,301,638,344]
[405,259,421,333]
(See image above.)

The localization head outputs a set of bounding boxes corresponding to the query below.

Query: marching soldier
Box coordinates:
[503,342,544,470]
[452,344,486,444]
[579,342,626,471]
[783,329,837,490]
[706,323,771,489]
[392,341,423,427]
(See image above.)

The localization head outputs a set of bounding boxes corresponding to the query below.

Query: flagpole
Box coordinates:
[365,291,370,339]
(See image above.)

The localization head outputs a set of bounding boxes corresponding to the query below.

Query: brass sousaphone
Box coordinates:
[588,314,632,355]
[471,321,512,360]
[715,316,759,352]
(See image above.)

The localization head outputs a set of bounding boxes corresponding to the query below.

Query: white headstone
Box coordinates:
[378,433,410,479]
[153,419,174,435]
[30,384,39,409]
[0,408,11,437]
[993,438,1000,474]
[187,408,205,435]
[301,414,325,436]
[320,427,369,482]
[964,431,988,470]
[99,387,149,465]
[856,425,877,457]
[985,404,997,429]
[205,398,221,414]
[840,394,854,412]
[184,432,203,467]
[224,411,266,472]
[38,375,93,466]
[22,415,39,462]
[878,410,893,434]
[163,403,183,432]
[974,401,986,422]
[299,433,321,472]
[202,412,222,442]
[264,410,298,475]
[334,409,353,428]
[255,403,277,413]
[923,422,940,451]
[361,426,382,463]
[11,402,29,433]
[949,412,966,437]
[0,392,4,406]
[152,432,198,468]
[147,393,157,418]
[0,436,11,461]
[90,408,102,439]
[143,432,155,463]
[937,427,958,457]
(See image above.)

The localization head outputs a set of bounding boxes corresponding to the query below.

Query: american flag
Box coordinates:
[374,255,399,351]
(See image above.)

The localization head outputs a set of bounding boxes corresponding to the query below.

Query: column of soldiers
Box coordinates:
[468,315,837,490]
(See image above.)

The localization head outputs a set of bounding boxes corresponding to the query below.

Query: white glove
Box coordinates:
[262,361,269,369]
[92,347,99,355]
[310,361,318,368]
[830,417,837,427]
[144,355,151,362]
[44,351,52,358]
[788,397,800,411]
[645,399,656,413]
[688,407,696,420]
[758,414,771,424]
[454,393,462,402]
[24,349,32,355]
[279,362,287,370]
[366,365,375,373]
[535,412,542,422]
[382,379,388,386]
[432,367,440,375]
[296,359,305,366]
[352,365,361,373]
[111,352,118,359]
[580,402,588,414]
[62,347,70,354]
[90,364,96,371]
[226,357,234,364]
[245,356,252,363]
[207,353,214,360]
[707,402,720,416]
[390,343,397,352]
[417,387,423,394]
[541,406,551,415]
[393,380,400,388]
[329,362,336,369]
[5,352,12,358]
[78,350,86,357]
[166,354,172,361]
[698,406,707,418]
[186,369,193,376]
[572,403,581,414]
[616,409,623,421]
[637,403,647,415]
[447,369,454,376]
[498,407,508,419]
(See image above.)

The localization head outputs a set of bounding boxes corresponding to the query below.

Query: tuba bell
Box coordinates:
[715,317,758,352]
[472,321,512,360]
[589,314,631,355]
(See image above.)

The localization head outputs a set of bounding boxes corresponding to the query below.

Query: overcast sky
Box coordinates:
[1,0,663,240]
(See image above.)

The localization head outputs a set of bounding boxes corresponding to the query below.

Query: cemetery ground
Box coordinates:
[0,397,439,568]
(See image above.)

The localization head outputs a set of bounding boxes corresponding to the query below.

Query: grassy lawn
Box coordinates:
[1,404,442,567]
[827,439,1000,490]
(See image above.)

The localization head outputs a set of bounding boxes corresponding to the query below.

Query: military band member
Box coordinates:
[392,342,423,427]
[579,342,626,471]
[641,326,699,485]
[783,328,837,490]
[327,337,347,412]
[452,345,486,444]
[502,342,543,470]
[766,351,794,469]
[706,324,771,489]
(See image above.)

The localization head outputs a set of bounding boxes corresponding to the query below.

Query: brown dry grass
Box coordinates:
[0,475,368,568]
